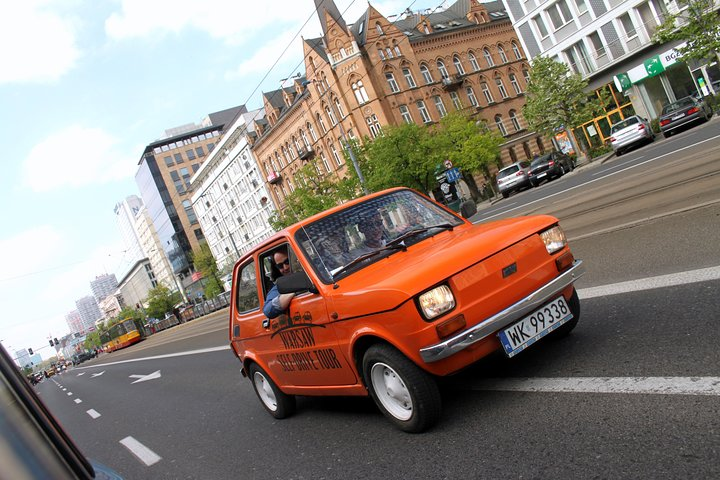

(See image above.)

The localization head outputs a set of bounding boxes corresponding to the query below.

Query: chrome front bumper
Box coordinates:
[419,260,586,363]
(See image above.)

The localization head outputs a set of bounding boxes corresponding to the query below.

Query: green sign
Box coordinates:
[644,55,664,77]
[614,73,632,91]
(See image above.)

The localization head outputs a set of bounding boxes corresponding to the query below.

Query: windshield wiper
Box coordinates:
[385,223,455,248]
[330,244,407,280]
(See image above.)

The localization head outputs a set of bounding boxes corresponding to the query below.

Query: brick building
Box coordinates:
[253,0,546,208]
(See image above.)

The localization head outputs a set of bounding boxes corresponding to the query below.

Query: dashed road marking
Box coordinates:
[120,436,162,466]
[74,399,82,404]
[67,392,72,396]
[86,409,101,419]
[469,377,720,396]
[577,266,720,299]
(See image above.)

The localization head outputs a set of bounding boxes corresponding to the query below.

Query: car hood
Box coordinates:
[327,215,558,317]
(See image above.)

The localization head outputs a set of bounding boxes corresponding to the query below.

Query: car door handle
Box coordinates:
[262,319,270,329]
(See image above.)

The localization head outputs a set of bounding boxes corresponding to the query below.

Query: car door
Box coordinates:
[256,242,357,387]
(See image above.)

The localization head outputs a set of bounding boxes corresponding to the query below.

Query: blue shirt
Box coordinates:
[263,284,284,319]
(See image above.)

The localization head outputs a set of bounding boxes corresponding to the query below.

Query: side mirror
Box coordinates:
[276,271,319,295]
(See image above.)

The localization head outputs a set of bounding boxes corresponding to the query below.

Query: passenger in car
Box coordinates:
[317,229,353,272]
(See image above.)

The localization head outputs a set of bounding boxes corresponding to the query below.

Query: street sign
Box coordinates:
[444,159,453,169]
[446,167,461,183]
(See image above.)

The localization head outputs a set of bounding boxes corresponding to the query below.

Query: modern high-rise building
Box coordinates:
[113,195,146,278]
[75,295,102,332]
[135,105,247,299]
[65,310,83,336]
[90,273,118,302]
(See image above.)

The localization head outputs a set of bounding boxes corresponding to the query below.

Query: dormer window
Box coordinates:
[376,22,384,34]
[423,24,430,34]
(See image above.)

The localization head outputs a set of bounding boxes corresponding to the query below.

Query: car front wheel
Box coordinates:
[249,363,296,419]
[363,344,441,433]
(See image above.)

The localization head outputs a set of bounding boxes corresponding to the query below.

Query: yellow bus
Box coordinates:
[101,319,143,353]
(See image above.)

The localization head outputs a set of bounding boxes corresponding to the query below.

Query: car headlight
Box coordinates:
[418,285,455,320]
[540,226,567,254]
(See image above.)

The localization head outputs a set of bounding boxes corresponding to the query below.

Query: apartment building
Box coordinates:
[253,0,545,209]
[503,0,717,148]
[190,109,276,271]
[135,105,246,299]
[90,273,118,303]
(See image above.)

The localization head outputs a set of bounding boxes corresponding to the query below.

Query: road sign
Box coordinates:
[446,167,461,183]
[444,159,453,169]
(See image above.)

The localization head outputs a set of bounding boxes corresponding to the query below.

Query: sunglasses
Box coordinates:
[275,259,290,267]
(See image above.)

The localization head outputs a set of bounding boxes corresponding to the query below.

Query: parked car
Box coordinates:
[608,115,654,155]
[528,151,576,187]
[659,96,713,138]
[229,187,585,432]
[496,160,532,198]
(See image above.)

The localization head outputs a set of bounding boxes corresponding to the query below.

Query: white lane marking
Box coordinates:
[86,409,101,419]
[119,436,162,466]
[91,371,105,377]
[129,370,162,384]
[67,392,72,396]
[62,388,66,391]
[470,377,720,396]
[592,156,644,175]
[478,133,720,221]
[577,265,720,299]
[83,345,230,368]
[77,372,85,376]
[74,399,82,404]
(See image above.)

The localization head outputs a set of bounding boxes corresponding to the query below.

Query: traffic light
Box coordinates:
[49,340,54,347]
[54,338,59,346]
[28,348,33,355]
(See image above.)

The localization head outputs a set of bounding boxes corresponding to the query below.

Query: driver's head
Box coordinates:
[273,249,291,276]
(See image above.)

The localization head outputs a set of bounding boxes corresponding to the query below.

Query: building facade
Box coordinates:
[65,310,83,336]
[113,195,146,277]
[190,109,276,271]
[117,259,158,310]
[502,0,716,148]
[90,273,118,303]
[253,0,545,210]
[75,295,102,332]
[135,105,246,300]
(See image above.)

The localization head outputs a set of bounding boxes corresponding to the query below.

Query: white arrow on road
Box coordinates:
[77,372,85,376]
[91,371,105,378]
[129,370,161,384]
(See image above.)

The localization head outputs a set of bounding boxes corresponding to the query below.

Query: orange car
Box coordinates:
[229,187,585,432]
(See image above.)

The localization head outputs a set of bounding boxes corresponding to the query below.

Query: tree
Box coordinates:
[654,0,720,66]
[84,330,102,350]
[523,56,602,158]
[145,284,182,320]
[192,241,223,299]
[361,123,438,193]
[432,112,503,200]
[268,161,360,229]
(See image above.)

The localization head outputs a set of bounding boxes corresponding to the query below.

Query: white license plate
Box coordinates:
[498,296,572,357]
[537,172,547,178]
[672,113,685,120]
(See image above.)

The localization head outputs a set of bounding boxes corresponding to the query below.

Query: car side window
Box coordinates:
[235,261,260,312]
[260,243,305,298]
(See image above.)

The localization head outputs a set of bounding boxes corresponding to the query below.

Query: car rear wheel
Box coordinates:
[249,363,296,419]
[501,191,509,198]
[363,344,441,433]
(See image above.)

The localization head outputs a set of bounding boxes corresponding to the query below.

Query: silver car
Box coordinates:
[496,161,531,198]
[659,96,713,138]
[609,116,654,156]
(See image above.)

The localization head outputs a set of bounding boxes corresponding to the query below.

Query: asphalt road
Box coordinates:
[36,121,720,479]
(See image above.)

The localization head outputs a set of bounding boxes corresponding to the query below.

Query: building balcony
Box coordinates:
[441,74,464,90]
[298,146,315,160]
[266,171,282,184]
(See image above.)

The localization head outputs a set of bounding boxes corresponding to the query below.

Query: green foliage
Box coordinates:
[145,284,182,319]
[192,241,223,299]
[523,57,603,140]
[268,161,361,229]
[434,112,503,179]
[84,331,102,350]
[653,0,720,65]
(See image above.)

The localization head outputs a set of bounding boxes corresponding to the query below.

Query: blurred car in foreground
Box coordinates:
[496,160,532,198]
[0,344,122,479]
[659,96,713,137]
[528,151,575,187]
[609,115,654,155]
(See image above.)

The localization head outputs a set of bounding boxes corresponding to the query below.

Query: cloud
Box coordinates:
[0,226,65,279]
[225,30,305,80]
[0,1,81,84]
[21,126,136,192]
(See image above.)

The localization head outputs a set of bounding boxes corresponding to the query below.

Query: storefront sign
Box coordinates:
[613,43,687,91]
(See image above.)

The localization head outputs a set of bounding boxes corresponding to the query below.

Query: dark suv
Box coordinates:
[528,151,575,187]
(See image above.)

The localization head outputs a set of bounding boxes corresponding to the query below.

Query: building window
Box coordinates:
[433,96,447,117]
[182,200,198,224]
[481,82,494,103]
[307,122,318,141]
[618,12,637,39]
[512,41,522,60]
[495,115,508,136]
[533,14,549,37]
[352,81,369,104]
[588,31,607,60]
[164,156,173,167]
[548,0,574,30]
[466,86,479,107]
[376,22,384,35]
[378,49,386,61]
[498,45,508,63]
[453,55,465,75]
[385,72,400,93]
[402,68,417,88]
[330,143,342,166]
[468,52,480,71]
[416,100,432,123]
[420,63,433,84]
[366,114,382,138]
[450,91,462,109]
[386,47,394,59]
[334,97,345,118]
[300,129,310,148]
[496,77,509,99]
[186,149,196,160]
[399,104,413,124]
[325,105,338,125]
[483,48,494,67]
[174,153,184,164]
[320,152,331,172]
[394,45,402,56]
[317,112,327,133]
[510,73,522,94]
[195,146,205,157]
[509,110,522,132]
[523,68,531,84]
[575,0,588,14]
[170,170,185,194]
[437,60,449,79]
[565,41,594,75]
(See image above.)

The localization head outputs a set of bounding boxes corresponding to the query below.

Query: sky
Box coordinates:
[0,0,447,360]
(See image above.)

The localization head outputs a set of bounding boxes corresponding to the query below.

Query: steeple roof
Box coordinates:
[315,0,347,35]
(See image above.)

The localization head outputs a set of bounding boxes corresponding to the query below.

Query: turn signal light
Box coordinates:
[660,119,670,126]
[688,107,700,115]
[555,250,575,272]
[436,315,466,339]
[638,124,646,130]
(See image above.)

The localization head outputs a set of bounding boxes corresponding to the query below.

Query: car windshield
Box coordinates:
[610,117,639,133]
[662,97,695,114]
[294,189,463,283]
[531,155,552,167]
[497,165,520,178]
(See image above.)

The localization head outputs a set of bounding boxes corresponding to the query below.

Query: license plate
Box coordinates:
[672,113,685,120]
[537,172,547,178]
[498,296,572,357]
